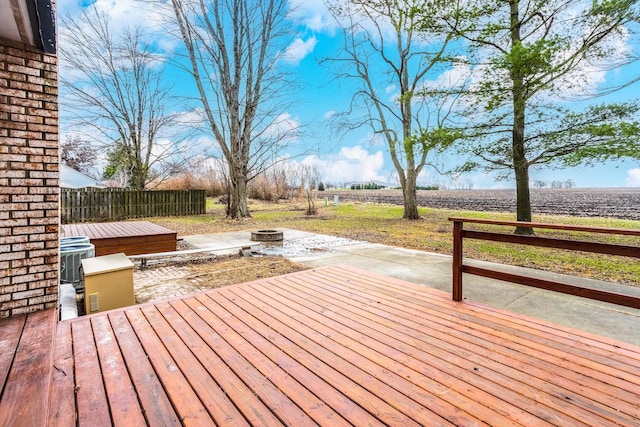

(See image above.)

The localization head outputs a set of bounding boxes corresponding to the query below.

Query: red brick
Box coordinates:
[0,299,28,311]
[30,248,57,258]
[12,304,44,315]
[0,251,26,262]
[12,112,43,123]
[11,194,44,203]
[29,294,57,305]
[29,186,58,195]
[27,107,58,118]
[0,283,27,294]
[11,146,43,155]
[28,264,52,274]
[25,139,56,148]
[0,187,28,194]
[2,137,26,146]
[13,242,44,251]
[3,153,27,162]
[2,235,28,244]
[10,211,44,219]
[44,271,58,280]
[6,46,40,61]
[27,123,57,133]
[9,178,43,186]
[2,88,27,98]
[43,54,57,64]
[9,268,27,277]
[8,162,44,171]
[9,130,42,139]
[12,226,45,235]
[0,119,27,130]
[0,53,25,65]
[6,63,40,77]
[12,274,45,286]
[10,257,44,268]
[27,91,56,102]
[44,85,57,95]
[0,103,25,113]
[10,80,42,93]
[10,97,41,108]
[26,202,57,211]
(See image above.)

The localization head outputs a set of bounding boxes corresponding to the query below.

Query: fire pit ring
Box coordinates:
[250,230,284,242]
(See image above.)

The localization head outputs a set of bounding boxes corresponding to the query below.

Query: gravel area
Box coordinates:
[258,235,365,257]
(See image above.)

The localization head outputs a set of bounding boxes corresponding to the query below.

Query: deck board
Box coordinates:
[50,265,640,426]
[0,315,25,391]
[62,221,177,256]
[0,310,55,427]
[47,320,76,427]
[1,265,638,426]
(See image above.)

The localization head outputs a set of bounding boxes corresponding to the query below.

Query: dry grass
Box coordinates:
[134,255,307,304]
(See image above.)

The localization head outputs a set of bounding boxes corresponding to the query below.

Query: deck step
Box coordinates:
[0,309,57,427]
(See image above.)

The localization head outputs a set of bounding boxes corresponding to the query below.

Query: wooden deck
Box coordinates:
[62,221,177,256]
[1,266,639,426]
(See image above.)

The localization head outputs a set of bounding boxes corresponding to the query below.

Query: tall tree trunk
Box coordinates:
[228,166,250,219]
[510,0,533,235]
[403,169,420,219]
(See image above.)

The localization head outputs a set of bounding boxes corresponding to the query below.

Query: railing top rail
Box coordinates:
[448,217,640,237]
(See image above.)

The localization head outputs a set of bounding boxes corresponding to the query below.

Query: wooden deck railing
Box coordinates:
[449,217,640,309]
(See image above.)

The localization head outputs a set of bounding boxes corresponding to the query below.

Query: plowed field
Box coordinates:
[322,187,640,220]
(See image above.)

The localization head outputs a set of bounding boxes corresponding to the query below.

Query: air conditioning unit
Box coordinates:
[61,236,90,246]
[60,243,95,291]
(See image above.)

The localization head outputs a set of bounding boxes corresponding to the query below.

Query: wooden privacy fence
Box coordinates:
[450,217,640,309]
[61,188,206,223]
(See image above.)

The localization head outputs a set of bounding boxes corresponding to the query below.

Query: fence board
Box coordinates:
[61,188,206,223]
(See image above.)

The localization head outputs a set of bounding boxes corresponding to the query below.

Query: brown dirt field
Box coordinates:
[322,188,640,220]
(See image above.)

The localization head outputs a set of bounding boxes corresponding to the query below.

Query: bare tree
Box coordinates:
[59,7,188,190]
[324,0,462,219]
[60,135,97,176]
[300,164,322,215]
[166,0,299,218]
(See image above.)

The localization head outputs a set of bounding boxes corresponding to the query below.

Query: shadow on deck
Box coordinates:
[1,265,639,426]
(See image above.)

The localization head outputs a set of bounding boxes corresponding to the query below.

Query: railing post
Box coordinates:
[452,220,463,301]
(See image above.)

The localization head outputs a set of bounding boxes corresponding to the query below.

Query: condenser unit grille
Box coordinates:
[60,243,95,290]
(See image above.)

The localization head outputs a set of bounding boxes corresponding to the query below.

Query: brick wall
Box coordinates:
[0,37,59,318]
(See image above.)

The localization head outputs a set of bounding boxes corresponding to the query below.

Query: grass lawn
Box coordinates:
[149,198,640,287]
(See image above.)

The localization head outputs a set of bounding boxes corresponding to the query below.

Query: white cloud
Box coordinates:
[626,168,640,187]
[324,110,337,120]
[281,37,318,66]
[287,0,337,34]
[59,0,175,54]
[262,113,301,144]
[296,145,386,184]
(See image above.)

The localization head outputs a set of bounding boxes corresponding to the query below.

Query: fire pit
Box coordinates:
[250,230,284,242]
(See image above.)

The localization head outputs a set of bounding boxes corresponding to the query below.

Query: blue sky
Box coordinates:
[58,0,640,189]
